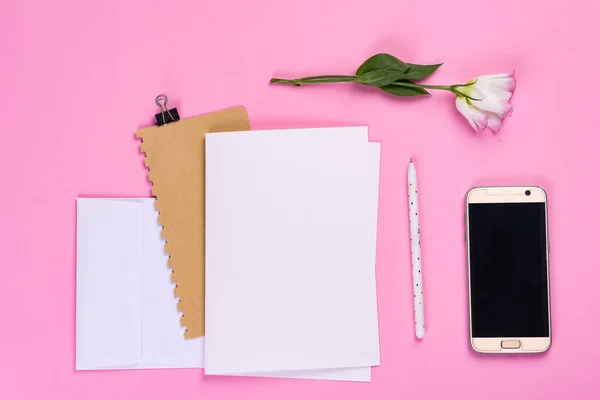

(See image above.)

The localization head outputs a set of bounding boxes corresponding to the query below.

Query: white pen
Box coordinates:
[408,158,425,339]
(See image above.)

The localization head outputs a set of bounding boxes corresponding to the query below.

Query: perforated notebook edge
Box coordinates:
[137,143,192,338]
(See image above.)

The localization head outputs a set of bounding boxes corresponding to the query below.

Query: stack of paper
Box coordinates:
[204,127,381,380]
[75,126,381,382]
[76,197,379,380]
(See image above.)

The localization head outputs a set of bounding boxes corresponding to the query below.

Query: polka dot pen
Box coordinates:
[408,158,425,339]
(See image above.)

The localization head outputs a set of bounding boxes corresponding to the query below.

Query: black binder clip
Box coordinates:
[154,94,180,126]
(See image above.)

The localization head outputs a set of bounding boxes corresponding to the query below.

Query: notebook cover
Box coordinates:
[136,107,250,339]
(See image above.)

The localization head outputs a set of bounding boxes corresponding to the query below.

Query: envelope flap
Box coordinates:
[76,199,143,370]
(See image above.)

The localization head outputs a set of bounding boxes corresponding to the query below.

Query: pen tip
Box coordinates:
[410,157,413,163]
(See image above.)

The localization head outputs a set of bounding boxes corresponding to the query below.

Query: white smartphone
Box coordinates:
[466,186,551,353]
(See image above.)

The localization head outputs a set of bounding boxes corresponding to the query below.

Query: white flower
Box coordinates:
[453,72,516,133]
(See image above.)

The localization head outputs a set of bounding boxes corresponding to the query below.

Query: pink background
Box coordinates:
[2,0,599,398]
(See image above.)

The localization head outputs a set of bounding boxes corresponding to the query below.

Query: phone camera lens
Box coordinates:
[525,190,531,196]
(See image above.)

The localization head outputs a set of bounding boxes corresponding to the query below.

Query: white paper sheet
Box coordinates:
[76,197,372,381]
[205,127,381,375]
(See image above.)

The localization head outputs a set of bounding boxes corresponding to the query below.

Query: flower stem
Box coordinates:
[270,75,357,86]
[270,75,463,94]
[389,81,453,92]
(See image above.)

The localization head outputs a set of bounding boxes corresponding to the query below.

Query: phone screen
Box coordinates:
[468,202,549,338]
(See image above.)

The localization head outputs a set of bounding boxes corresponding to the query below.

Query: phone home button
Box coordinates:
[501,340,522,349]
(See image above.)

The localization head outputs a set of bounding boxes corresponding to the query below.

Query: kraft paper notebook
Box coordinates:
[136,106,250,339]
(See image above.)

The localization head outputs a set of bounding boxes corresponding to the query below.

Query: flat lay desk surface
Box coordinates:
[2,0,600,399]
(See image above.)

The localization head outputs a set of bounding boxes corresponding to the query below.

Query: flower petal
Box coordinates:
[480,82,514,101]
[477,72,515,81]
[477,72,516,96]
[487,112,503,133]
[455,96,487,131]
[471,93,513,116]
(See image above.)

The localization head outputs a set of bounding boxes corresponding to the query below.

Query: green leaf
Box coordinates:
[356,53,410,77]
[380,83,431,97]
[357,68,408,87]
[402,63,443,80]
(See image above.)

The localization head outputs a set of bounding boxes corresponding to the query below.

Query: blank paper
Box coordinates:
[204,127,381,375]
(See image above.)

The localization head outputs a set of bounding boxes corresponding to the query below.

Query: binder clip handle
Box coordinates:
[155,94,180,126]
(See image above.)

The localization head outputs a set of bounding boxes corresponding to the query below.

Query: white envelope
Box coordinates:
[75,198,371,381]
[76,198,204,370]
